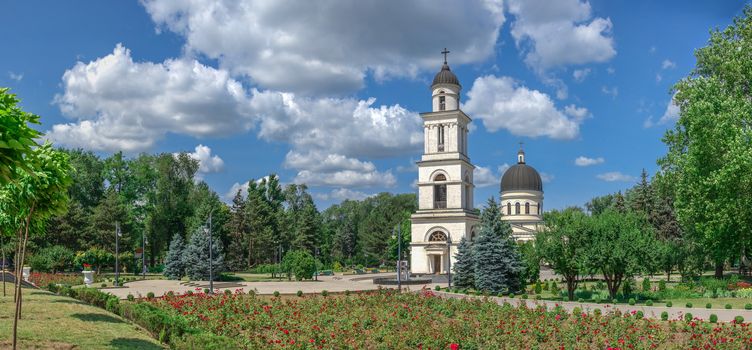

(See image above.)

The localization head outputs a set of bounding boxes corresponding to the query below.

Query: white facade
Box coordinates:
[500,190,544,241]
[410,68,479,275]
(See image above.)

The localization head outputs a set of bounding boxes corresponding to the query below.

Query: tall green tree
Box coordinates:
[538,208,589,301]
[183,226,224,281]
[659,6,752,278]
[163,233,187,280]
[452,236,475,289]
[0,88,41,184]
[473,198,522,293]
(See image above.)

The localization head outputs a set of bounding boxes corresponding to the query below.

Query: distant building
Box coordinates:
[499,147,544,241]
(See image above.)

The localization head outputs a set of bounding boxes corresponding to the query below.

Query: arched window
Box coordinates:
[525,202,530,214]
[515,202,520,215]
[464,176,471,209]
[434,174,447,209]
[429,231,447,242]
[437,125,445,152]
[507,203,511,215]
[439,96,446,111]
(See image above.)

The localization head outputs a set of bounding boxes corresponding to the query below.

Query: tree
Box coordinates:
[0,88,41,184]
[28,245,74,273]
[183,226,224,281]
[281,250,316,281]
[163,233,187,280]
[224,189,248,270]
[473,198,523,293]
[659,7,752,278]
[583,210,657,299]
[518,240,540,284]
[452,237,475,289]
[538,208,589,301]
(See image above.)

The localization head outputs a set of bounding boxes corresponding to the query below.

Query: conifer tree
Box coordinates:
[473,198,523,293]
[184,226,224,280]
[163,233,186,279]
[452,236,475,289]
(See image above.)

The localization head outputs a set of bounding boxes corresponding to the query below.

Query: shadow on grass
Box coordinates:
[70,312,124,324]
[110,337,163,350]
[52,299,85,305]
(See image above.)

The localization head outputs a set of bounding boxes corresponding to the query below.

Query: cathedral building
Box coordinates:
[499,147,545,241]
[410,51,480,275]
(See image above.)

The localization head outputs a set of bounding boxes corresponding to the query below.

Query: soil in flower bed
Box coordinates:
[143,289,752,349]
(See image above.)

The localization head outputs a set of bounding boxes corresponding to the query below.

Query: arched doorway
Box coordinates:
[428,231,448,274]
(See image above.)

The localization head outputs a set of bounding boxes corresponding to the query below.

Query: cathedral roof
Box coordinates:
[500,149,543,192]
[432,63,460,87]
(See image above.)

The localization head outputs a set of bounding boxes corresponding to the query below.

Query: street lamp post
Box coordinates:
[115,222,120,287]
[446,232,452,289]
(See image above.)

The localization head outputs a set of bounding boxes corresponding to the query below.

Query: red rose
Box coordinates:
[450,343,459,350]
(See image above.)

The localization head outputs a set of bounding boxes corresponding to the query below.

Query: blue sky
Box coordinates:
[1,0,748,210]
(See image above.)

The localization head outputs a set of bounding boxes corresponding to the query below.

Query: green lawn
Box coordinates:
[0,288,163,349]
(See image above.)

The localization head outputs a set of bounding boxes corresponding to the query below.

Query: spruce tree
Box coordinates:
[163,233,187,279]
[452,236,475,289]
[473,198,523,293]
[184,226,224,280]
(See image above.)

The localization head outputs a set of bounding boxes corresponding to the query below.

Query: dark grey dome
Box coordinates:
[501,164,543,192]
[432,64,460,87]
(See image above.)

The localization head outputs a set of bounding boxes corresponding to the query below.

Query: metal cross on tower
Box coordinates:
[441,48,450,64]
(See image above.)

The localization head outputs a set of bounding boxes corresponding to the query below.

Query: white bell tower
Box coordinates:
[410,49,480,275]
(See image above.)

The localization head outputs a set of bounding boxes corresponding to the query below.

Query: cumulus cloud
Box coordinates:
[601,85,618,98]
[223,176,272,201]
[315,188,373,201]
[658,98,680,124]
[142,0,505,95]
[507,0,616,70]
[284,150,396,188]
[47,44,255,152]
[572,68,591,82]
[661,59,676,70]
[8,71,23,82]
[575,156,604,166]
[187,144,225,173]
[463,75,585,139]
[474,163,511,188]
[596,172,635,182]
[540,172,555,183]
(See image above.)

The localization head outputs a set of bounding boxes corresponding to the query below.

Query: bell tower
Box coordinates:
[410,49,480,276]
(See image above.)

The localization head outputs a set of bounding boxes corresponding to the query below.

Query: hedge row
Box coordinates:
[47,284,236,349]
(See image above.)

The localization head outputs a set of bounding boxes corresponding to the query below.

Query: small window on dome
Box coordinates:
[515,202,520,215]
[507,203,511,215]
[439,96,446,111]
[525,202,530,214]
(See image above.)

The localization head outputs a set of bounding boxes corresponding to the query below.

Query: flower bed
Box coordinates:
[145,288,752,349]
[28,272,83,287]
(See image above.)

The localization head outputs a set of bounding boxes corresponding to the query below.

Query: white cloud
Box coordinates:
[474,166,500,188]
[498,163,511,174]
[596,171,635,182]
[575,156,604,166]
[284,151,375,174]
[47,44,255,152]
[606,67,615,74]
[507,0,616,70]
[649,46,657,54]
[658,98,680,124]
[187,144,225,173]
[601,85,618,98]
[284,150,396,189]
[396,160,418,173]
[142,0,505,95]
[564,104,590,121]
[572,68,591,82]
[315,188,373,202]
[540,172,555,183]
[8,71,23,82]
[463,75,585,140]
[655,73,663,83]
[661,59,676,70]
[223,176,271,200]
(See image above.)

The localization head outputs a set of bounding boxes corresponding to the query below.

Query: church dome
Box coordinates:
[500,149,543,192]
[432,63,460,87]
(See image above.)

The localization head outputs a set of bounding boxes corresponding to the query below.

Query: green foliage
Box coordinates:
[642,278,651,292]
[686,302,693,308]
[297,290,303,297]
[659,280,666,292]
[74,247,114,272]
[725,304,732,309]
[538,208,588,301]
[321,290,328,297]
[666,301,673,307]
[473,198,523,294]
[127,294,135,302]
[273,291,280,297]
[685,313,693,322]
[710,314,718,323]
[628,298,636,306]
[735,316,745,324]
[281,250,316,281]
[164,233,187,279]
[147,292,155,299]
[518,240,540,283]
[29,245,74,273]
[646,300,653,306]
[706,303,712,309]
[661,311,669,321]
[452,236,475,289]
[0,88,42,184]
[183,225,224,281]
[745,303,752,310]
[534,280,542,294]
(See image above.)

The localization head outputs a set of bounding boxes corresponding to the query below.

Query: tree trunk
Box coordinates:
[13,204,34,350]
[715,260,724,279]
[565,275,577,301]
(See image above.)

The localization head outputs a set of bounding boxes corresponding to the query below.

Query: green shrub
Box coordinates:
[666,301,673,307]
[127,294,135,302]
[543,281,550,291]
[345,290,351,296]
[594,308,601,316]
[172,332,240,350]
[661,311,669,321]
[578,298,584,303]
[612,299,618,304]
[29,245,75,273]
[321,290,329,297]
[646,300,653,306]
[119,302,192,344]
[508,292,515,298]
[628,298,636,306]
[685,313,693,322]
[658,280,666,292]
[535,295,541,300]
[534,280,542,294]
[710,314,718,323]
[642,278,651,292]
[497,292,504,297]
[101,283,107,288]
[735,316,745,324]
[521,294,528,299]
[297,290,303,297]
[203,288,210,294]
[725,303,732,309]
[685,302,693,308]
[706,303,712,309]
[147,292,155,299]
[435,285,441,291]
[572,307,582,315]
[105,297,119,313]
[745,304,752,310]
[273,291,280,297]
[636,310,644,319]
[185,290,194,296]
